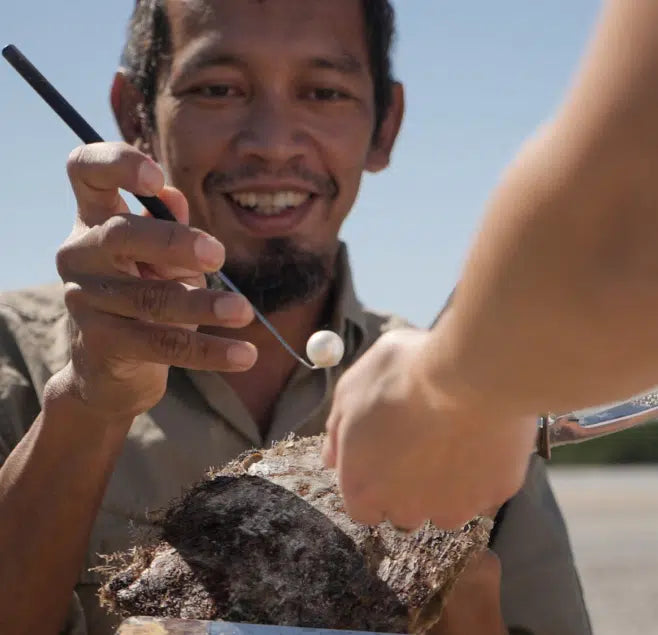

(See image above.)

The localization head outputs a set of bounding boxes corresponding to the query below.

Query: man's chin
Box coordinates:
[220,238,333,315]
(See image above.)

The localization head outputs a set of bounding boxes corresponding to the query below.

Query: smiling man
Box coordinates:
[0,2,590,635]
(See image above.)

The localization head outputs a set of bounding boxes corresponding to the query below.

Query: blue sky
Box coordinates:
[0,1,600,326]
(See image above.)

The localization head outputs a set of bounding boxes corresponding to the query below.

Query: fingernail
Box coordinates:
[194,234,224,269]
[213,294,252,321]
[227,344,257,368]
[138,161,164,194]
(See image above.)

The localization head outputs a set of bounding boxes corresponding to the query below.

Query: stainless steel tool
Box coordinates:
[537,389,658,458]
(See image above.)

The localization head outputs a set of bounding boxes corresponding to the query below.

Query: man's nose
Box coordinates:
[233,96,308,167]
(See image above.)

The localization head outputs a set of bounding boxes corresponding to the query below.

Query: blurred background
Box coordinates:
[1,2,657,633]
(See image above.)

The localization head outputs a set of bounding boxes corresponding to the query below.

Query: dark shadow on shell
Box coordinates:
[99,436,492,634]
[102,475,408,632]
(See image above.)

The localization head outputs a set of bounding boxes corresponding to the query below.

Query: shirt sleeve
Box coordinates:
[0,303,42,466]
[491,455,593,635]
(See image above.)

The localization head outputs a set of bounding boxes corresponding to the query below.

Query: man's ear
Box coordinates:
[110,71,154,157]
[365,82,405,173]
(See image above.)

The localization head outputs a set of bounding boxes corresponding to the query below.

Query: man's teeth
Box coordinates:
[229,191,311,215]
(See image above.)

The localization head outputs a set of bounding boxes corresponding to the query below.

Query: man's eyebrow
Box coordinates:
[176,50,364,76]
[308,53,364,74]
[178,52,244,75]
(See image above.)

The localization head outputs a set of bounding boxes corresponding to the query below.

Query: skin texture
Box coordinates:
[324,0,658,531]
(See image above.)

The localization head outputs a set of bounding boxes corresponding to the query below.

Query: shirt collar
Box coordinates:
[329,242,368,360]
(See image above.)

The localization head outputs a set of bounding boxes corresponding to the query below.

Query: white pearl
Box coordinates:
[306,330,345,368]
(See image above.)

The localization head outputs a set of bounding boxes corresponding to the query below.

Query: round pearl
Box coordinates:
[306,330,345,368]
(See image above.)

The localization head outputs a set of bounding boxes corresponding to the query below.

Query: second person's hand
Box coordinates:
[323,327,537,530]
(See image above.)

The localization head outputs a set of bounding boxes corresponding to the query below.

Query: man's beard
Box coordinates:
[218,238,333,315]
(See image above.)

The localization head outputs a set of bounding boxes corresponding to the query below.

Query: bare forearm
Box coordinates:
[0,371,131,635]
[425,0,658,414]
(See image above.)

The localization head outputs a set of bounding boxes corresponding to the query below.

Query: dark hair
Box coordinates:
[121,0,396,139]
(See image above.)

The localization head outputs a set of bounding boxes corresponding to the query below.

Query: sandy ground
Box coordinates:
[548,466,658,635]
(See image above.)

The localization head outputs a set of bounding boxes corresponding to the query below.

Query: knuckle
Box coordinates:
[375,331,399,362]
[387,514,422,533]
[56,243,75,279]
[68,142,135,173]
[66,145,87,178]
[430,502,475,530]
[345,500,380,527]
[163,223,189,254]
[150,328,193,362]
[112,142,144,174]
[63,282,85,312]
[100,215,132,252]
[67,142,141,194]
[165,224,179,249]
[134,283,174,321]
[197,336,211,362]
[113,141,138,161]
[435,514,471,532]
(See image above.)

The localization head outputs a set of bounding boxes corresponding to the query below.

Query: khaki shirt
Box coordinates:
[0,247,591,635]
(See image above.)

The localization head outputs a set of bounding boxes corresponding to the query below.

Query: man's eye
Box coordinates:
[308,88,349,101]
[191,85,240,98]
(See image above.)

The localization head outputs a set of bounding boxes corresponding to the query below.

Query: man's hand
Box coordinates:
[429,550,507,635]
[52,141,257,423]
[323,328,537,530]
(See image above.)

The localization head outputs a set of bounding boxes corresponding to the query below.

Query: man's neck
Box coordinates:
[206,287,332,434]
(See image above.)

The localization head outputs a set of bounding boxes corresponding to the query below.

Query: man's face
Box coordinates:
[146,0,398,312]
